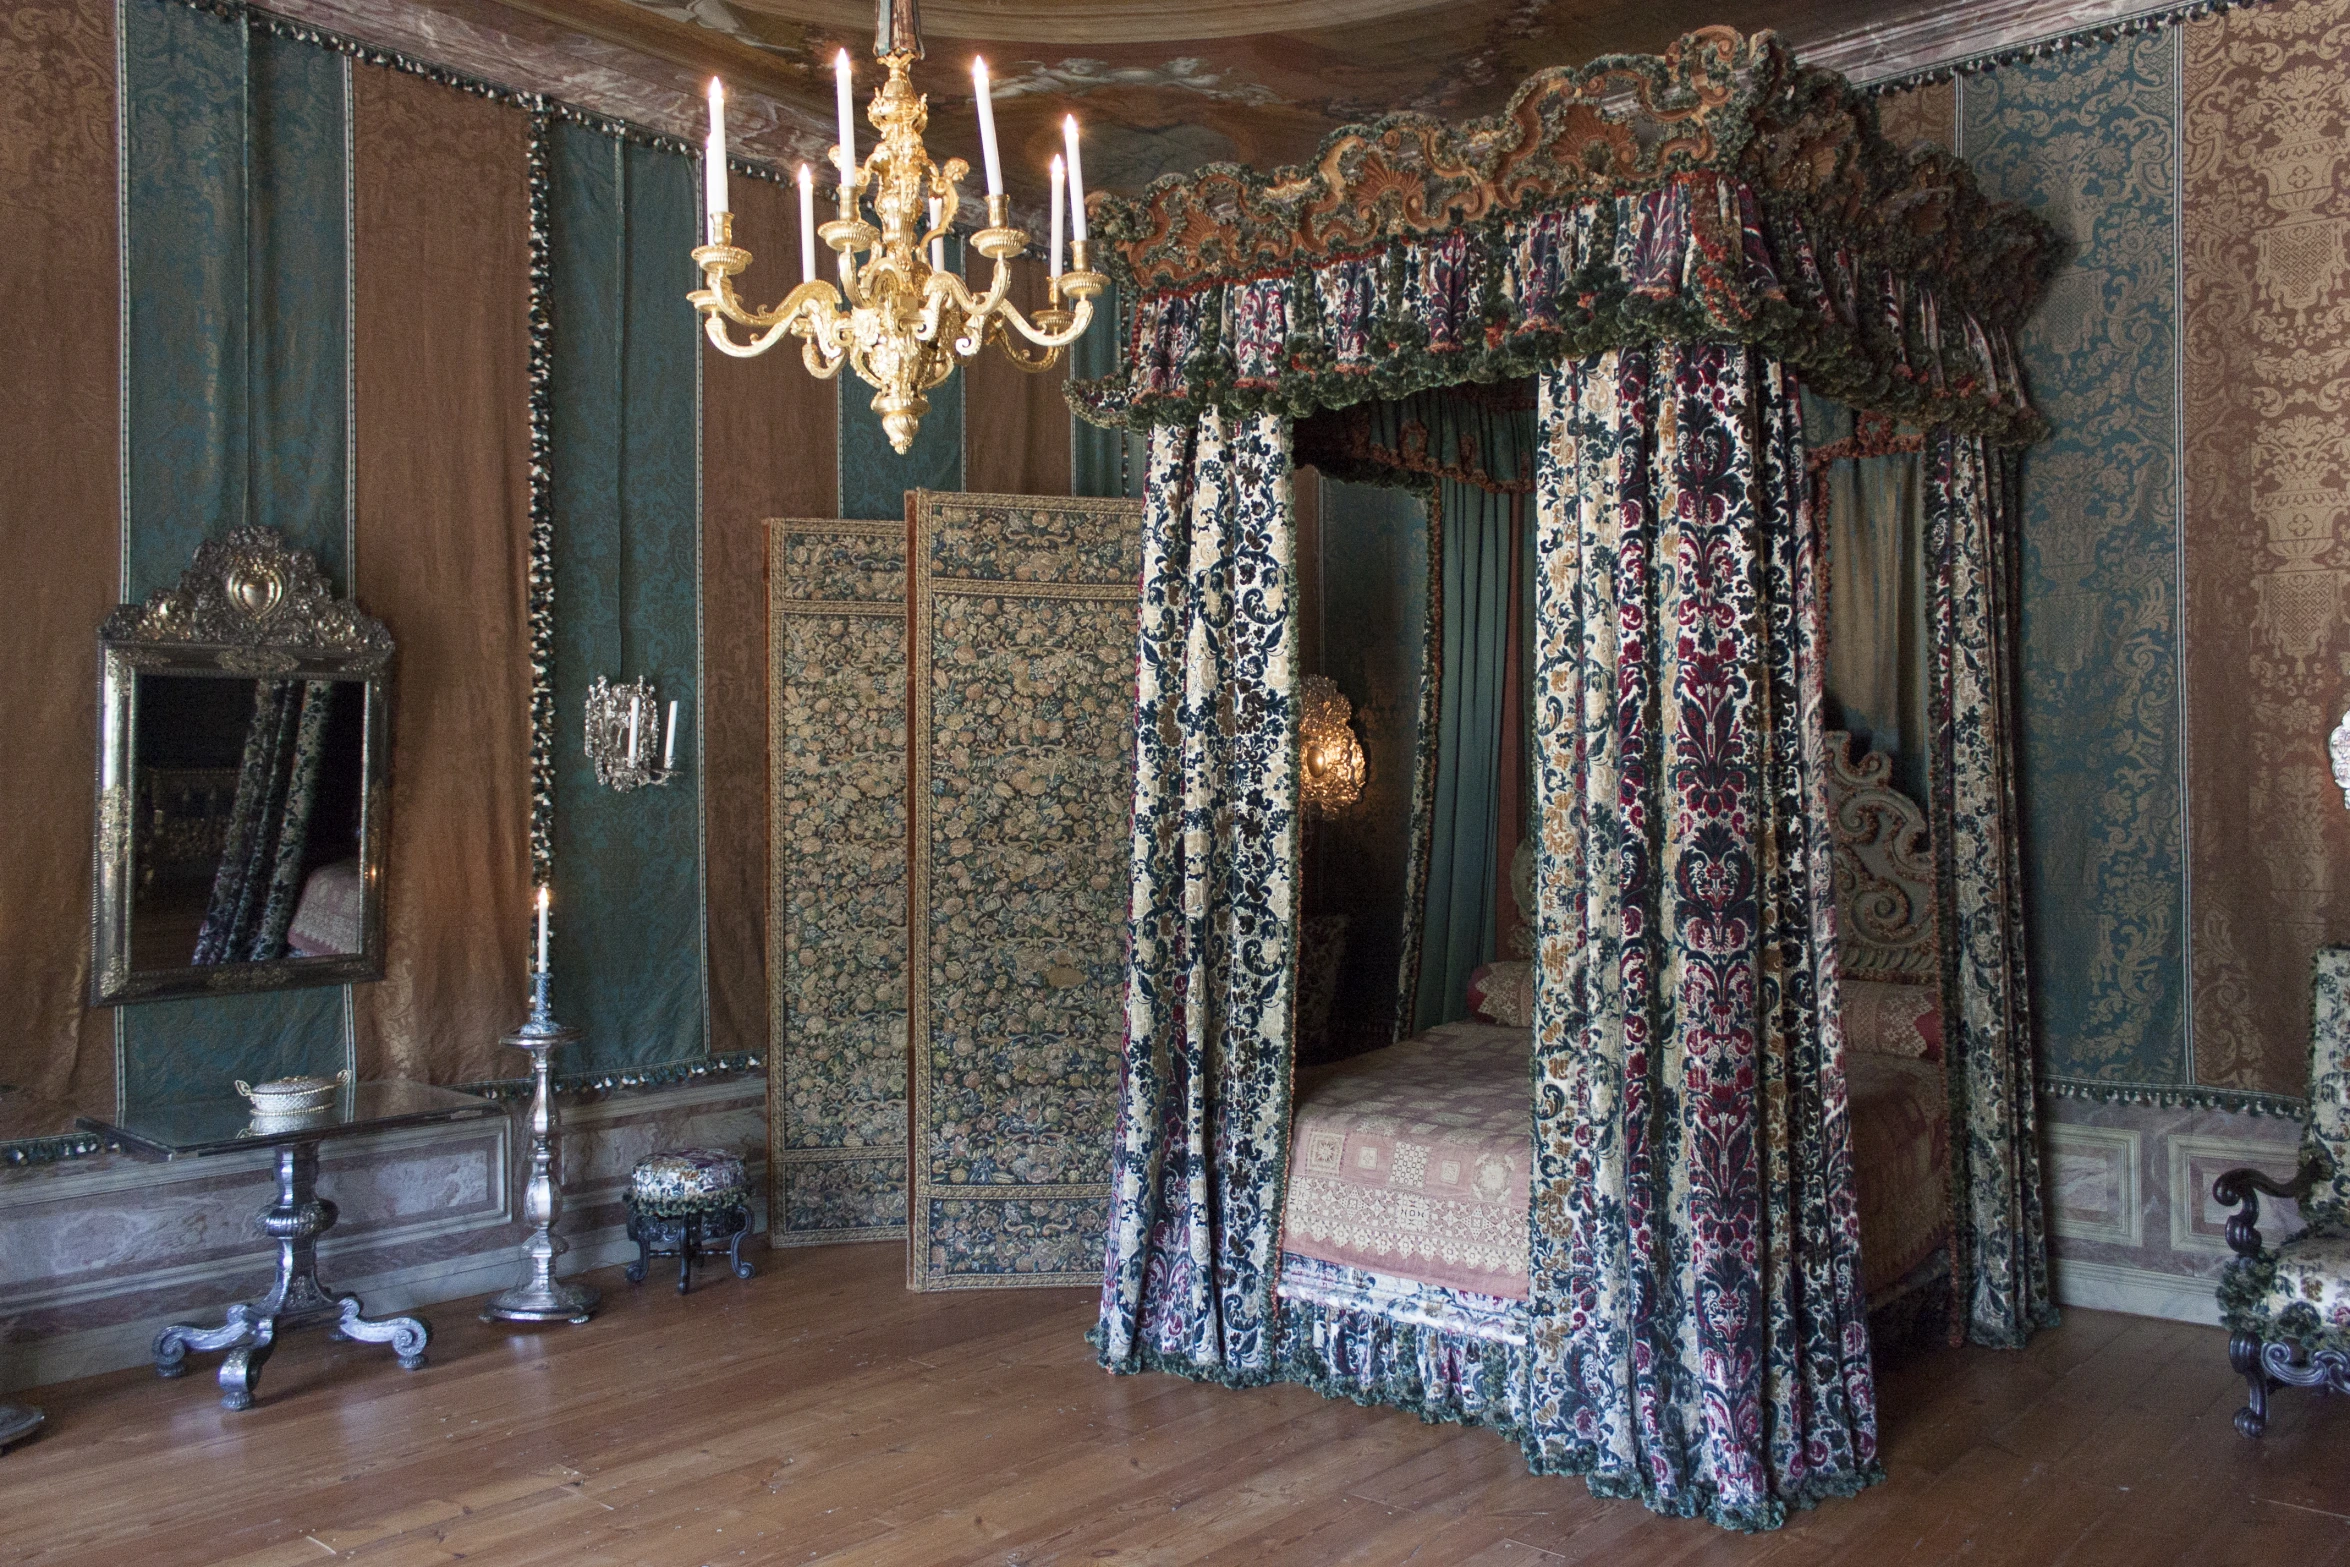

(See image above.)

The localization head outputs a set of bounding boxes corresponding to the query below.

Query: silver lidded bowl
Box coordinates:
[235,1071,347,1116]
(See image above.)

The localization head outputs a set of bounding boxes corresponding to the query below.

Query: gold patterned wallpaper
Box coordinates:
[1878,0,2350,1104]
[2182,0,2350,1097]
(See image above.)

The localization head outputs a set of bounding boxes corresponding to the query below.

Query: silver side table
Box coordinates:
[77,1080,500,1411]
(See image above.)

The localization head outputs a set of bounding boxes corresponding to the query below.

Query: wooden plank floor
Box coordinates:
[5,1241,2345,1566]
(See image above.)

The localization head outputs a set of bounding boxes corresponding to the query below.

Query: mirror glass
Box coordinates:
[128,673,369,971]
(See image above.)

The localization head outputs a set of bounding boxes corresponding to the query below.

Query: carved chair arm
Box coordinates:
[2212,1161,2323,1259]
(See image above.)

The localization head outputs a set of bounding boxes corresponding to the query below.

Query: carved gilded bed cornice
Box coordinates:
[1094,29,2054,326]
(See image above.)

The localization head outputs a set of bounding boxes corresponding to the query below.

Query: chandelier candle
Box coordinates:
[1049,154,1065,280]
[688,0,1105,454]
[834,49,855,177]
[972,57,1003,196]
[797,165,816,283]
[704,79,727,243]
[535,885,549,973]
[1063,116,1087,241]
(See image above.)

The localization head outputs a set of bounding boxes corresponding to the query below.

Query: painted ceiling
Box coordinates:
[470,0,1952,200]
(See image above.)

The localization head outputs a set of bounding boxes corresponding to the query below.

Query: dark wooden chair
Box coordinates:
[2213,947,2350,1436]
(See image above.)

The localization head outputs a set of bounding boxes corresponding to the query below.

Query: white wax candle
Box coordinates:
[704,79,728,242]
[627,695,640,761]
[928,197,945,272]
[972,58,1003,197]
[1063,115,1087,242]
[1048,154,1065,279]
[663,700,678,771]
[797,164,817,283]
[834,50,856,180]
[536,886,549,972]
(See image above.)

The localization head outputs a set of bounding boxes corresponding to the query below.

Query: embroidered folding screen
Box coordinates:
[906,491,1145,1289]
[767,520,910,1245]
[1077,27,2058,1530]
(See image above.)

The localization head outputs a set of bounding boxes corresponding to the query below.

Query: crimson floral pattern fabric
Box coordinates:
[1925,431,2056,1347]
[1095,409,1303,1380]
[1524,345,1879,1529]
[1079,178,2043,451]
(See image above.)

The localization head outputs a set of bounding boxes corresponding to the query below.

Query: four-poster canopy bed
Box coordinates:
[1069,28,2059,1531]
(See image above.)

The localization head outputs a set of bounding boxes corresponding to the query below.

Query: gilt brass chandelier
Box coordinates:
[690,0,1104,454]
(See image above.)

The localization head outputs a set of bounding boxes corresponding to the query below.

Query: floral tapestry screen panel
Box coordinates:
[1525,346,1879,1530]
[767,520,911,1246]
[907,491,1145,1289]
[1096,411,1303,1380]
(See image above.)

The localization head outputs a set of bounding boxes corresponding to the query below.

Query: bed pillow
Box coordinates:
[1842,978,1941,1062]
[1467,961,1536,1029]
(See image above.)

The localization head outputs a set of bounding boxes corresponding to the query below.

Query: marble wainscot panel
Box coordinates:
[0,1074,765,1393]
[2044,1096,2304,1325]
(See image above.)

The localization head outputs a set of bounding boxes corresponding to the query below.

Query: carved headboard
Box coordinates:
[1824,732,1938,985]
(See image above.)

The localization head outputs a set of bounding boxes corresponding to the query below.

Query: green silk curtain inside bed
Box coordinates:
[1415,477,1513,1032]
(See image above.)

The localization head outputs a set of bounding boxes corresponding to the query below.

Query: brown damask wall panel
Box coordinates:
[703,173,839,1063]
[0,0,119,1118]
[350,69,534,1084]
[2182,0,2350,1097]
[1875,78,1956,154]
[961,256,1073,499]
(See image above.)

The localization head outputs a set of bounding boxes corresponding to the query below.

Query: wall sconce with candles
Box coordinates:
[690,0,1104,455]
[1299,675,1367,819]
[584,676,677,793]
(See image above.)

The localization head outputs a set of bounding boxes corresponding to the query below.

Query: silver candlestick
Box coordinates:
[481,968,598,1324]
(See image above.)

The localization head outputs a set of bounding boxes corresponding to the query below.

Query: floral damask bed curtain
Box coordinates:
[1096,408,1303,1380]
[194,678,334,964]
[1926,430,2055,1347]
[1524,344,1879,1529]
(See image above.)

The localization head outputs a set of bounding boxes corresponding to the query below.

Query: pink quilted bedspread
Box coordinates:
[1280,1022,1532,1300]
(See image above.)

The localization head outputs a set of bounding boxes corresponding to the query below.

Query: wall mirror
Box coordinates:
[93,527,393,1006]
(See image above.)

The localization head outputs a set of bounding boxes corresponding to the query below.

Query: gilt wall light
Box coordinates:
[1300,675,1366,819]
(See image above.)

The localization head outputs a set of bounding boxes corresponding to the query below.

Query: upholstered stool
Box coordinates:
[622,1148,755,1295]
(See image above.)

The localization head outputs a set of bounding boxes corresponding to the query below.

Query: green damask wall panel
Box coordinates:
[767,520,908,1244]
[906,490,1142,1288]
[123,0,247,601]
[119,0,351,1105]
[839,238,963,521]
[1315,480,1431,1057]
[547,125,707,1072]
[1963,33,2190,1091]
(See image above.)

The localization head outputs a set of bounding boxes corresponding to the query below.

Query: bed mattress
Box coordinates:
[1276,1020,1951,1310]
[1279,1021,1532,1301]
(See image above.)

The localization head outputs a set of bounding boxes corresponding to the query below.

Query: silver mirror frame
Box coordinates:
[91,526,394,1006]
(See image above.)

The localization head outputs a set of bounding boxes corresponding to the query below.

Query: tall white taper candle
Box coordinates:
[1062,115,1087,242]
[834,50,856,180]
[704,79,728,243]
[1049,154,1065,279]
[663,700,678,772]
[627,695,640,763]
[972,58,1003,196]
[536,886,549,973]
[797,164,817,282]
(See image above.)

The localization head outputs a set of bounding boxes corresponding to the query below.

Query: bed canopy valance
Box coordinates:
[1070,28,2054,444]
[1079,28,2057,1535]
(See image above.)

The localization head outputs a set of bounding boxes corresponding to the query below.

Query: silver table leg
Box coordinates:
[0,1402,42,1450]
[153,1141,429,1410]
